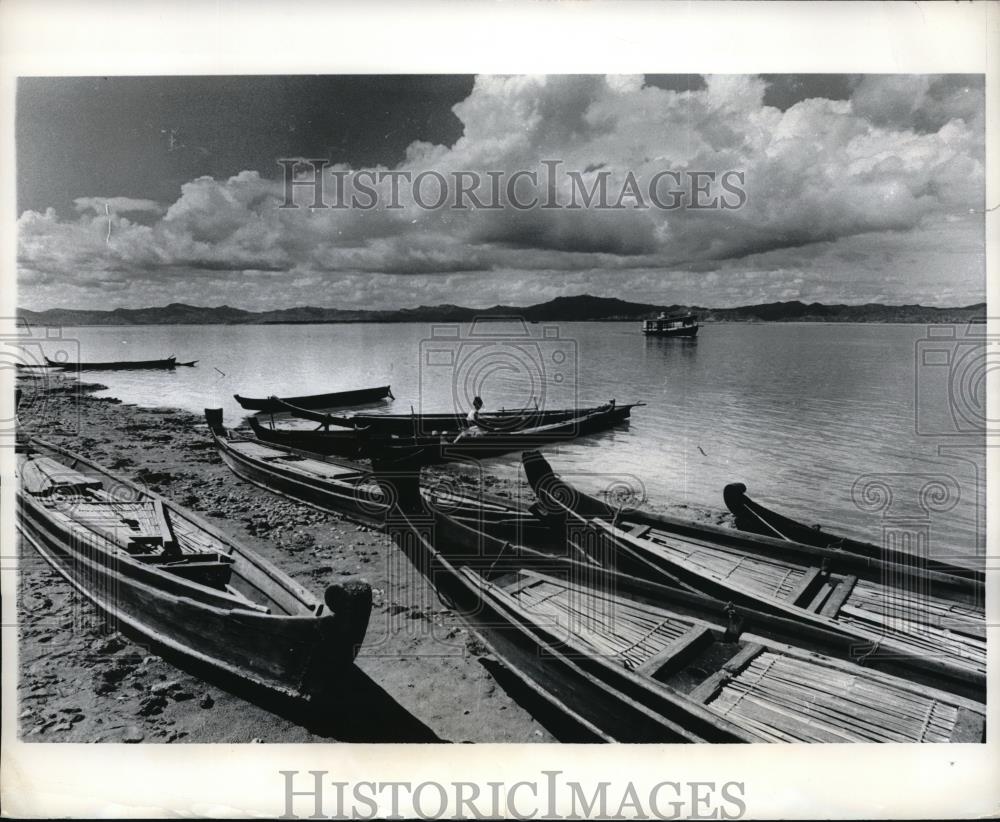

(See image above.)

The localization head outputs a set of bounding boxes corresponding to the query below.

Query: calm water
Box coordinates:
[31,321,986,561]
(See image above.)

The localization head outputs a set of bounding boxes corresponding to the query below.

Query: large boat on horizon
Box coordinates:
[642,312,699,337]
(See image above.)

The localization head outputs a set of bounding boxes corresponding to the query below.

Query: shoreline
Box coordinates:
[15,373,732,743]
[11,318,982,329]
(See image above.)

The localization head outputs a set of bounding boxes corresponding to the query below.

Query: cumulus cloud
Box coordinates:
[17,74,985,310]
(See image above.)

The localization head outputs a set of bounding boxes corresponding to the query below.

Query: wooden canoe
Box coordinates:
[380,478,985,741]
[363,402,638,467]
[522,451,986,688]
[723,482,984,583]
[248,414,365,458]
[16,437,372,700]
[205,408,553,548]
[279,401,643,437]
[256,401,638,464]
[234,385,393,412]
[45,355,197,370]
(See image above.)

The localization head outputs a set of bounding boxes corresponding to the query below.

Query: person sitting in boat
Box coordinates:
[454,396,485,441]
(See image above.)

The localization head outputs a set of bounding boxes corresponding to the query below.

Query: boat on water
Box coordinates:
[379,477,985,741]
[248,414,365,458]
[363,402,639,466]
[205,408,553,546]
[723,482,985,583]
[234,385,393,413]
[641,312,699,337]
[45,355,197,370]
[522,452,986,684]
[15,437,372,700]
[277,401,633,437]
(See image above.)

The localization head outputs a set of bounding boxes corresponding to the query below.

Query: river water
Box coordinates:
[22,320,986,564]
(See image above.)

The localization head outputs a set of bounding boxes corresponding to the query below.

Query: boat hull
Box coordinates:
[249,415,363,458]
[235,385,392,412]
[723,482,984,583]
[382,487,985,740]
[280,403,640,437]
[642,325,699,337]
[16,438,369,700]
[522,451,986,693]
[44,356,195,370]
[367,404,635,466]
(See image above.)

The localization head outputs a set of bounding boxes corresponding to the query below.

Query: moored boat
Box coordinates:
[45,355,196,370]
[15,437,372,700]
[523,451,986,687]
[364,402,638,466]
[723,482,984,583]
[379,477,985,741]
[205,408,553,546]
[248,414,365,458]
[278,401,640,437]
[235,385,393,413]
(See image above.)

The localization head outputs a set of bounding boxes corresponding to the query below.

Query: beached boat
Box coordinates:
[364,402,638,466]
[234,385,393,413]
[641,312,699,337]
[723,482,984,583]
[45,355,197,370]
[380,478,985,741]
[205,409,551,546]
[278,401,639,437]
[15,437,372,700]
[248,414,365,458]
[522,452,986,685]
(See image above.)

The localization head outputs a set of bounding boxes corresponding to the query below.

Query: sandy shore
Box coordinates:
[15,373,734,743]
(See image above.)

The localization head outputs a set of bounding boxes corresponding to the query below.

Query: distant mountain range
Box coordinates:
[17,295,986,326]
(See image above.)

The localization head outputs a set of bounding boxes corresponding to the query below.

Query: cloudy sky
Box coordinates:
[17,74,985,311]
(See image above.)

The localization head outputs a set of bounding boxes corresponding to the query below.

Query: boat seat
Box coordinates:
[156,557,234,588]
[817,575,858,616]
[638,625,713,679]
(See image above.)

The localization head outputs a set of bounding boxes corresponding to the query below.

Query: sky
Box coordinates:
[16,74,985,311]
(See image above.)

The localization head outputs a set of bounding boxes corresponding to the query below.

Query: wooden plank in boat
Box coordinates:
[21,457,102,496]
[157,559,234,589]
[949,707,985,742]
[153,500,177,553]
[787,567,823,606]
[626,523,652,539]
[689,643,765,703]
[69,501,171,552]
[636,625,713,677]
[819,575,858,617]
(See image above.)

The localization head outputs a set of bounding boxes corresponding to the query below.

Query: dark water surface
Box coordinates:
[33,321,986,563]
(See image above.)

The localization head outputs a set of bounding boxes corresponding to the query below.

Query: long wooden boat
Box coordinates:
[723,482,985,583]
[15,437,372,700]
[380,478,984,741]
[364,402,637,466]
[522,452,986,685]
[280,401,642,437]
[255,401,638,463]
[45,355,197,370]
[206,408,551,547]
[248,414,365,458]
[235,385,393,413]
